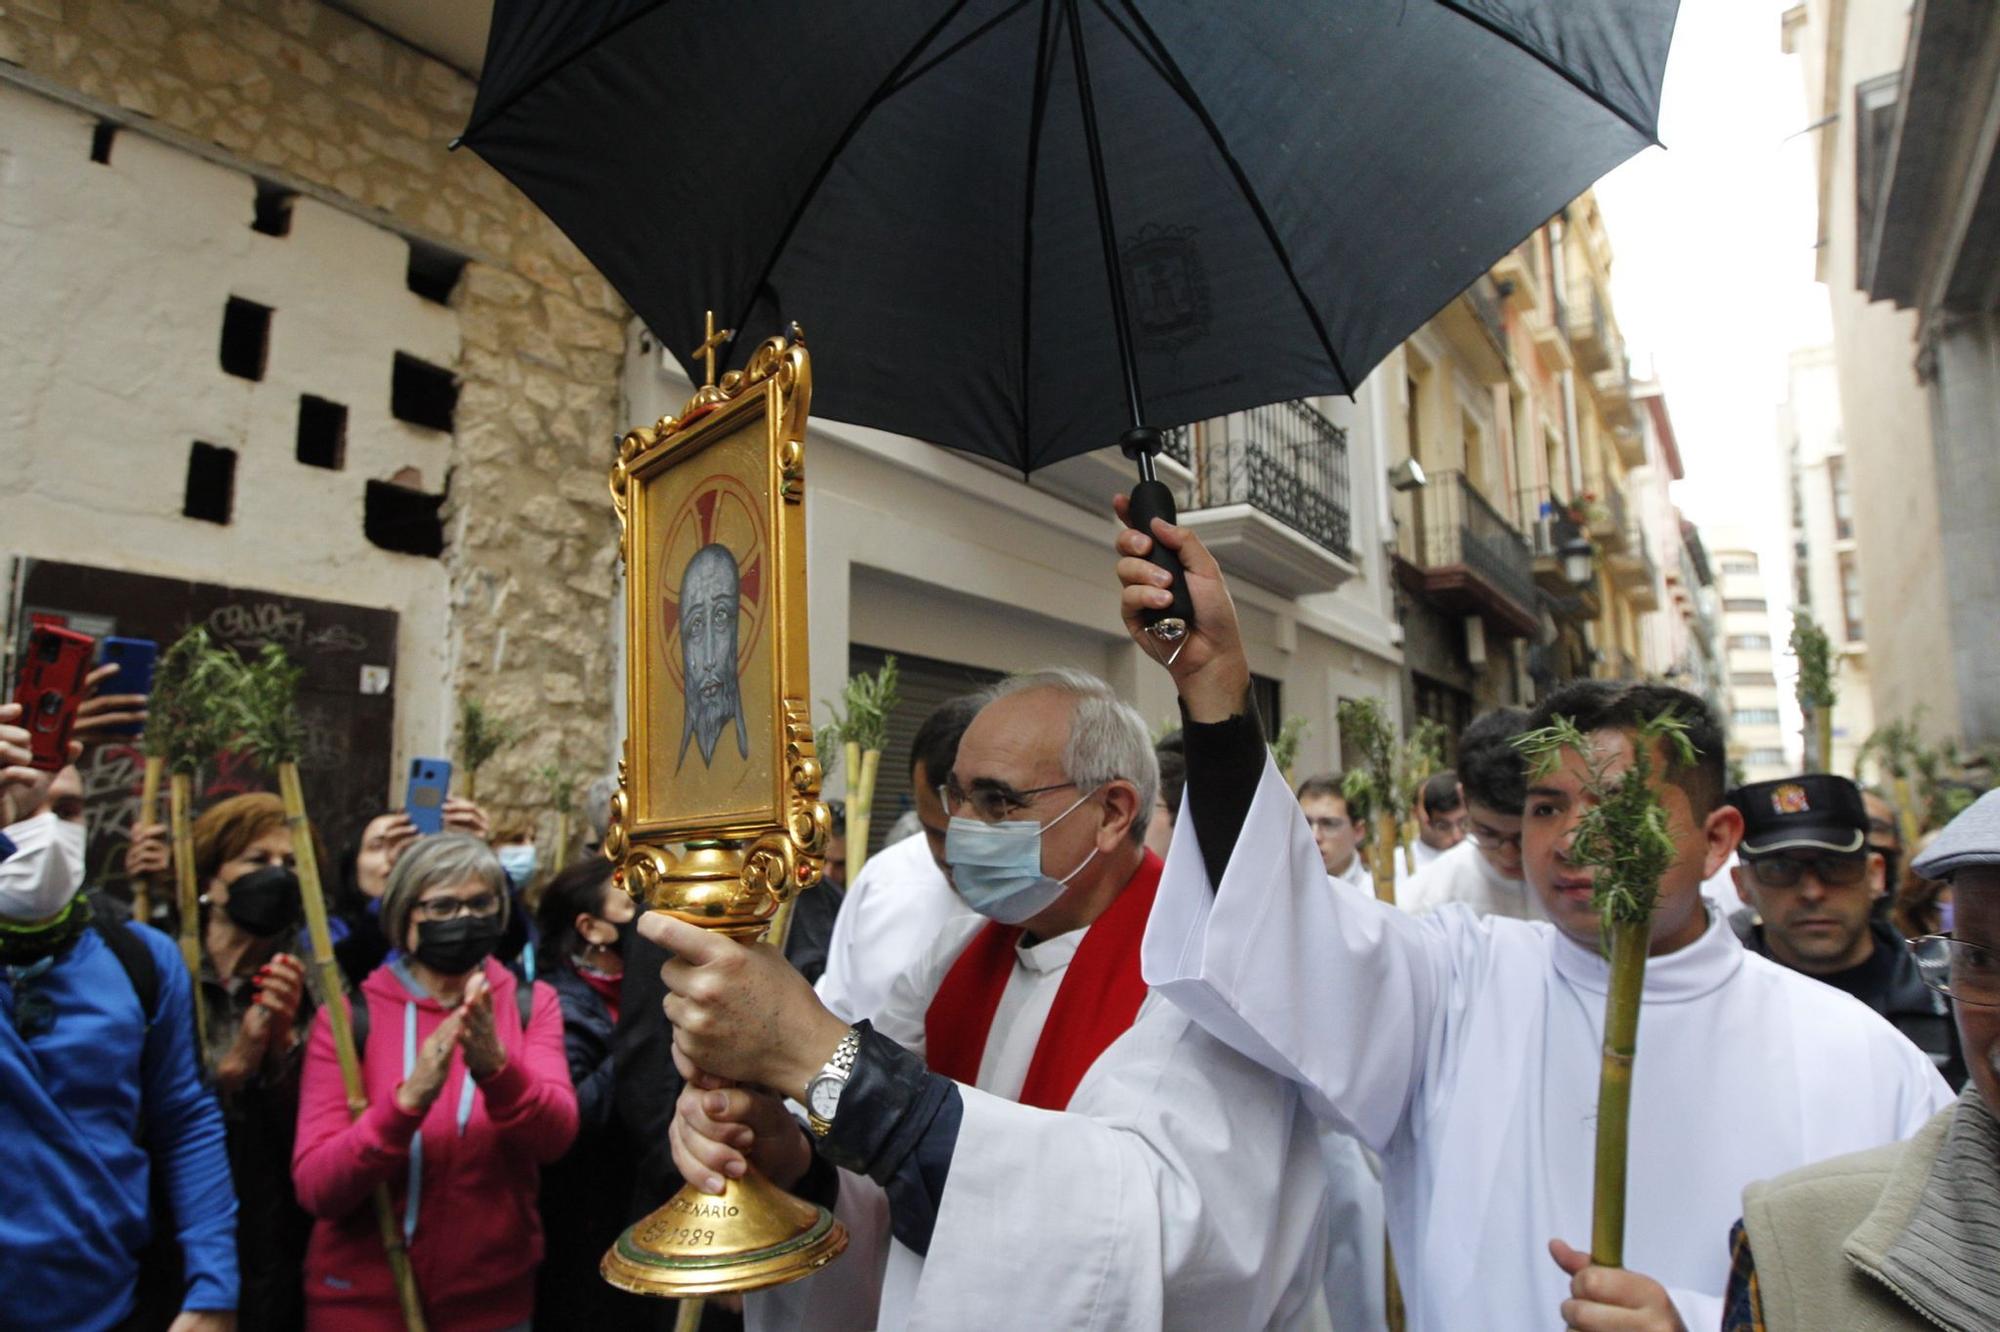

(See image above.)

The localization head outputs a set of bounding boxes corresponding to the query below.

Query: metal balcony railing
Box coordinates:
[1161,424,1191,469]
[1465,276,1509,365]
[1190,400,1352,560]
[1402,469,1536,618]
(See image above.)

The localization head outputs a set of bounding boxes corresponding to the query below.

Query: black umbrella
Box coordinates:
[462,0,1678,639]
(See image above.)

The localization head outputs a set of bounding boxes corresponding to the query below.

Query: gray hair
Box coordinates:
[986,668,1159,845]
[380,832,509,948]
[582,773,618,845]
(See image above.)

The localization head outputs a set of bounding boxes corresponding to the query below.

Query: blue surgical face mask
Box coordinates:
[497,844,538,887]
[946,788,1100,925]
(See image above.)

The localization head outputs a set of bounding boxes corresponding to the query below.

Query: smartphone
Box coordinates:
[13,625,96,771]
[99,636,159,739]
[405,757,453,835]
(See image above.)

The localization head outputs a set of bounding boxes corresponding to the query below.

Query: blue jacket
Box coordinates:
[0,923,239,1329]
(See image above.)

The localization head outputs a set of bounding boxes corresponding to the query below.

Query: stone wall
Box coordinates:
[0,0,629,830]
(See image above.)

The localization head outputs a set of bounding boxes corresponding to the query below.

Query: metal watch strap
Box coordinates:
[807,1027,861,1137]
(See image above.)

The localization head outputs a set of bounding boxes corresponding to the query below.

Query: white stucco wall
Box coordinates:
[1,83,456,774]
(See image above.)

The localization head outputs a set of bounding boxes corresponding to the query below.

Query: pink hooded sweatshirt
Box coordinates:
[292,956,578,1330]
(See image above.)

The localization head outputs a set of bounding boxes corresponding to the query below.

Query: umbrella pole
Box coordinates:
[1062,0,1196,646]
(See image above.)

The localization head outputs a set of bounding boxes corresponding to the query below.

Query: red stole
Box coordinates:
[923,849,1162,1111]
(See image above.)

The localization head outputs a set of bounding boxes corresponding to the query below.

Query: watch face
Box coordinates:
[808,1075,842,1120]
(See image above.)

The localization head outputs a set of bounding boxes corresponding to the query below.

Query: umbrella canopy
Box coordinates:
[463,0,1677,472]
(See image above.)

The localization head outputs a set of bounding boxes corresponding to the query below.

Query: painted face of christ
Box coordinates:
[677,542,750,770]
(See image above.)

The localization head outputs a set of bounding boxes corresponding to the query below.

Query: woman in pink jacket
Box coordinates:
[292,832,578,1330]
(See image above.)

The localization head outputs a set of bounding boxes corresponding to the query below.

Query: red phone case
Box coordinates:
[13,625,95,771]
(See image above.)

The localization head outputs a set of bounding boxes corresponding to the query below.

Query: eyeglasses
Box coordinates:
[1913,935,2000,1008]
[1468,824,1522,852]
[412,892,501,923]
[939,777,1077,824]
[1742,854,1868,890]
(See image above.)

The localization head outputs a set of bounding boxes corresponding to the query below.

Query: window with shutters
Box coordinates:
[847,645,1005,856]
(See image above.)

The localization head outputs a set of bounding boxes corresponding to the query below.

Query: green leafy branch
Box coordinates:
[1335,698,1446,826]
[1790,611,1835,710]
[232,644,306,769]
[822,655,899,755]
[146,628,241,774]
[1514,712,1694,930]
[1268,716,1310,780]
[458,696,520,800]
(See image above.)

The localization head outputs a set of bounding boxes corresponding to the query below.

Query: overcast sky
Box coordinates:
[1594,0,1827,580]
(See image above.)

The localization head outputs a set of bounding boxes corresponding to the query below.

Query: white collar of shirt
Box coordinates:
[1015,925,1085,974]
[1549,896,1745,1003]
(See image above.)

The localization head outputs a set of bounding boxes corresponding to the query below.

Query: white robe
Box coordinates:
[815,831,976,1024]
[1395,838,1544,921]
[1142,755,1954,1332]
[1327,855,1374,898]
[750,901,1335,1332]
[1391,838,1444,893]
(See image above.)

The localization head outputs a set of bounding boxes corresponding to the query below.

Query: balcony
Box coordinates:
[1179,399,1358,595]
[1528,304,1573,370]
[1608,524,1659,609]
[1588,484,1630,553]
[1490,245,1542,316]
[1609,418,1645,469]
[1568,283,1617,374]
[1032,425,1194,513]
[1521,487,1602,615]
[1393,469,1538,638]
[1592,365,1633,414]
[1437,276,1509,381]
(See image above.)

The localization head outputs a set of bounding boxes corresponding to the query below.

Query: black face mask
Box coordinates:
[413,913,504,976]
[223,865,302,939]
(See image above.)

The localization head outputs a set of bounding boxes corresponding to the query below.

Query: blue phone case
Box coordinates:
[99,636,158,738]
[406,758,452,835]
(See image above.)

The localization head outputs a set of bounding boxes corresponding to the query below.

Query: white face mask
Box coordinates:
[0,815,87,923]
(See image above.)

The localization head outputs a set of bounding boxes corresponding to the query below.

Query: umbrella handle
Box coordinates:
[1127,479,1195,643]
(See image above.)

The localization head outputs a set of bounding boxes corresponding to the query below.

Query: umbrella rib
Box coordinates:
[1017,0,1061,463]
[458,1,671,146]
[726,0,980,362]
[1429,0,1664,147]
[889,0,1034,97]
[1103,0,1356,396]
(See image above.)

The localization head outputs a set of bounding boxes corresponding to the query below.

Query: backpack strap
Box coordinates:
[93,917,161,1025]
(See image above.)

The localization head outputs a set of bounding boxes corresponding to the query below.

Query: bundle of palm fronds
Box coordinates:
[1791,611,1836,770]
[457,696,519,801]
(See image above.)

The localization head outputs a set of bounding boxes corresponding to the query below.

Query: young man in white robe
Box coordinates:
[1113,509,1954,1332]
[1392,771,1465,890]
[814,696,981,1025]
[641,669,1337,1331]
[1296,772,1375,898]
[1397,709,1544,921]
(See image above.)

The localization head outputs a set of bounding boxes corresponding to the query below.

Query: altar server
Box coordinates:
[1116,511,1952,1332]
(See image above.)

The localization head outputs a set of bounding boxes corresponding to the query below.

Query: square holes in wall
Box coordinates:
[252,180,296,237]
[90,122,117,165]
[183,442,236,524]
[220,297,272,381]
[364,478,445,557]
[296,395,347,469]
[406,240,466,305]
[391,353,457,433]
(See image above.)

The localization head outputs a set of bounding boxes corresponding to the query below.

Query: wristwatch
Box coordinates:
[805,1027,860,1137]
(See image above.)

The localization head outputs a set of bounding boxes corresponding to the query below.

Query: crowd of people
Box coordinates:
[3,507,1996,1332]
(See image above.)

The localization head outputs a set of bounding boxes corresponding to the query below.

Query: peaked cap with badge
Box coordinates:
[1728,774,1870,858]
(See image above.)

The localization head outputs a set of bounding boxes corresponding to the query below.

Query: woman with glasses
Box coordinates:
[1723,789,2000,1331]
[292,833,578,1331]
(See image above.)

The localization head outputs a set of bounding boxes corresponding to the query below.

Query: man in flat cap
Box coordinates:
[1722,788,2000,1331]
[1728,774,1964,1087]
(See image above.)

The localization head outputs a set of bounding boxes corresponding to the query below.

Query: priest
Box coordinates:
[1115,509,1953,1331]
[645,668,1336,1330]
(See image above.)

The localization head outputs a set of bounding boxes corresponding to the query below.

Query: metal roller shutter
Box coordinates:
[847,644,1005,855]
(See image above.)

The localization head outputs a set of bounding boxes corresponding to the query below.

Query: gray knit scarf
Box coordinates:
[1874,1088,2000,1329]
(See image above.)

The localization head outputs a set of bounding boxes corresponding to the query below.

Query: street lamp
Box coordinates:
[1559,536,1595,588]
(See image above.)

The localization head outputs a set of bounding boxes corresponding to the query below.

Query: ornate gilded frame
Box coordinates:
[605,332,827,936]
